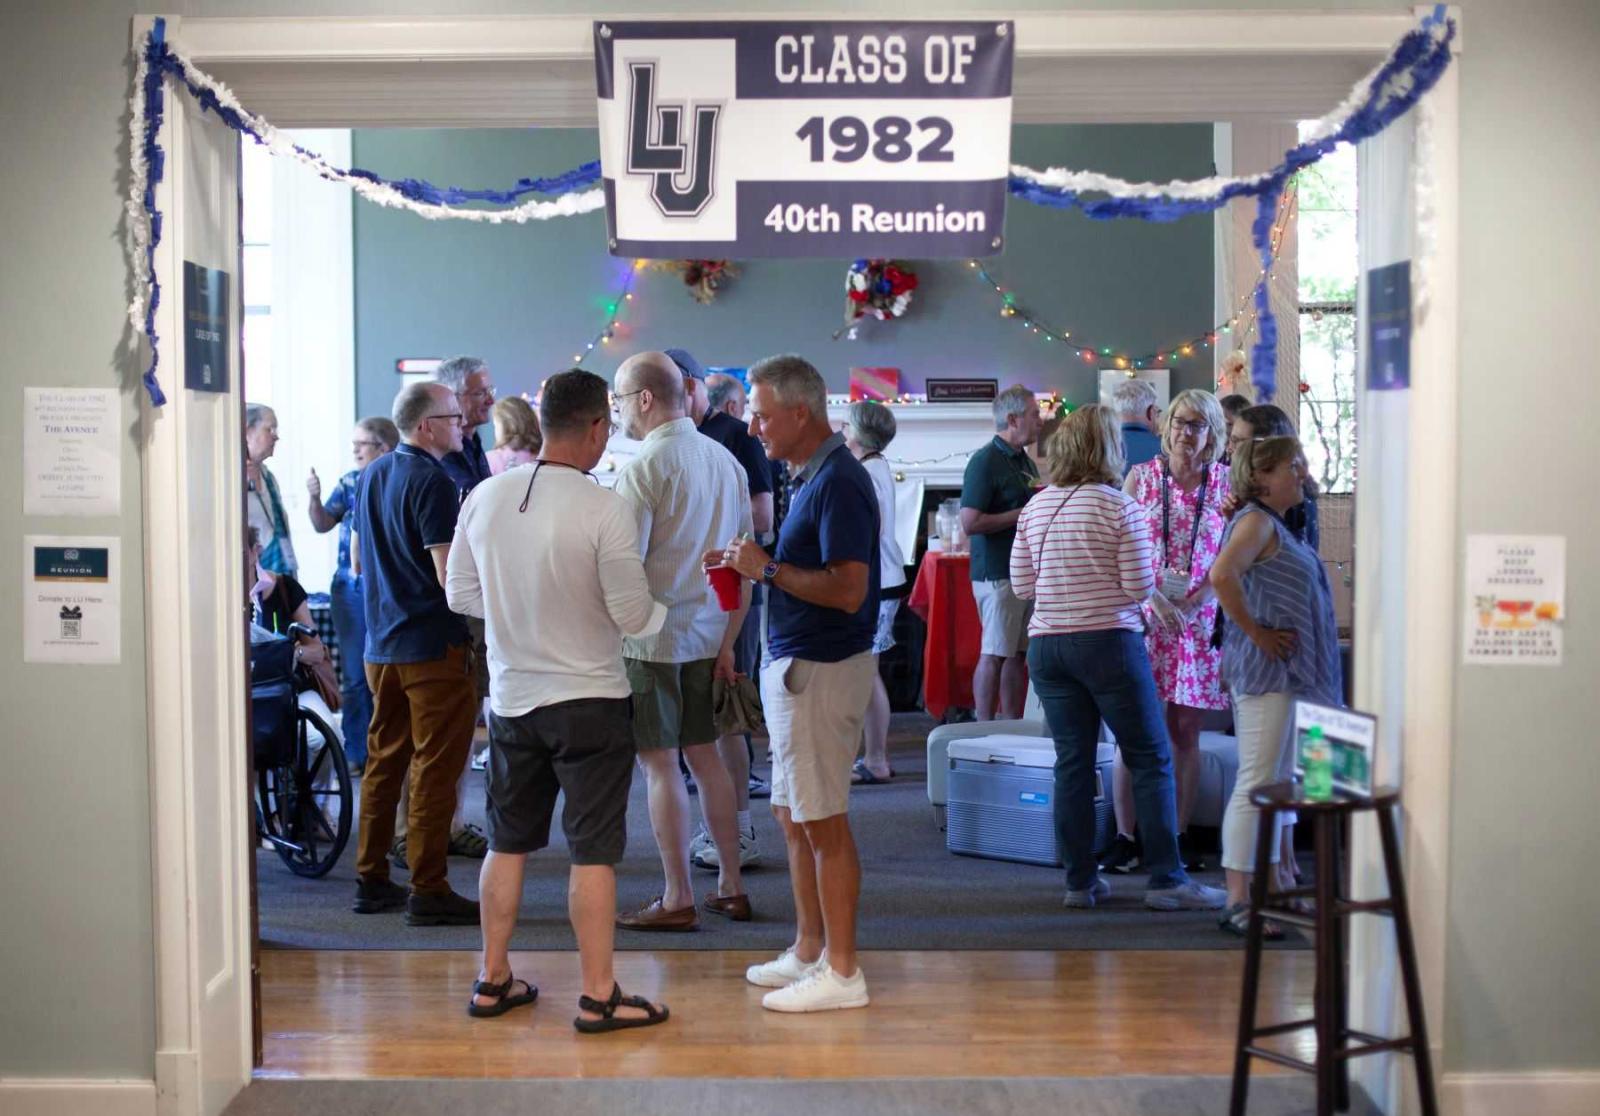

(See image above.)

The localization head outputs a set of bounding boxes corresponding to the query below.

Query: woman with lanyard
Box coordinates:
[246,403,298,576]
[1101,389,1230,876]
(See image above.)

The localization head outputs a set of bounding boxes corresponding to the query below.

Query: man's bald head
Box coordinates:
[616,351,686,410]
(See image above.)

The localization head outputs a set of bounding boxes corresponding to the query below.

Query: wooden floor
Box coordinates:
[260,949,1314,1079]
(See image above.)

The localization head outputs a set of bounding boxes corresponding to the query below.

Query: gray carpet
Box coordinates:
[258,713,1303,952]
[226,1076,1371,1116]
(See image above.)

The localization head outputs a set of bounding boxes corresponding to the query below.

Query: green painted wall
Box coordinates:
[350,124,1215,420]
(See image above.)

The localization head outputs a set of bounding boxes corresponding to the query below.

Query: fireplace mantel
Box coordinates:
[597,399,1000,489]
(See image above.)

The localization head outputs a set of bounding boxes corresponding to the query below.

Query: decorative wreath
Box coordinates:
[845,258,918,324]
[652,259,738,304]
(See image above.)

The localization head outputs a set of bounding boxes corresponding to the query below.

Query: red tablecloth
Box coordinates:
[906,551,980,720]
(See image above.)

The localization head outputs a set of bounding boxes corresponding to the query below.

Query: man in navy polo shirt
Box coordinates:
[720,354,878,1014]
[350,381,480,927]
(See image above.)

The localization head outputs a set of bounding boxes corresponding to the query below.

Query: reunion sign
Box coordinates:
[594,20,1015,258]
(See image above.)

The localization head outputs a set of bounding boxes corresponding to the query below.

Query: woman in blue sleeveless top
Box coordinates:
[1211,435,1342,936]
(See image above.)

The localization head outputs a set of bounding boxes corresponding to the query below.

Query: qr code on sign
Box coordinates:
[61,618,81,639]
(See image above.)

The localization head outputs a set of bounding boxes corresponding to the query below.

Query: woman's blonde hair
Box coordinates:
[492,396,542,454]
[1229,435,1302,502]
[1160,388,1227,464]
[1046,404,1125,487]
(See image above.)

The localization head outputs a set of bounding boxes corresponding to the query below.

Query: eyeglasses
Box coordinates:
[1172,419,1210,435]
[424,412,464,426]
[462,386,495,401]
[352,439,382,449]
[611,389,647,408]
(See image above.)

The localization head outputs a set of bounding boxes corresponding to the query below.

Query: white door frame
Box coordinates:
[139,10,1459,1114]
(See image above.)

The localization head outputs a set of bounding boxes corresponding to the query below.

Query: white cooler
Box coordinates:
[945,736,1116,867]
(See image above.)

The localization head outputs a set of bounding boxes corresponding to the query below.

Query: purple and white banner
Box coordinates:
[594,20,1014,259]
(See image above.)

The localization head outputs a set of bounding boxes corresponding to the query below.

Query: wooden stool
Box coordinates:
[1229,783,1438,1116]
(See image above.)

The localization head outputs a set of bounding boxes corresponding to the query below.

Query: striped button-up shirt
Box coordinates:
[615,417,753,663]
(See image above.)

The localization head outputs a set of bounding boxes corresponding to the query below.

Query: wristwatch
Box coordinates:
[761,560,781,584]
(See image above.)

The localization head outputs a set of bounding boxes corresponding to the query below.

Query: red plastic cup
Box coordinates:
[705,563,741,612]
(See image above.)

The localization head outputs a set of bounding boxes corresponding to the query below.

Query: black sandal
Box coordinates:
[573,982,670,1034]
[1219,902,1286,942]
[467,974,538,1018]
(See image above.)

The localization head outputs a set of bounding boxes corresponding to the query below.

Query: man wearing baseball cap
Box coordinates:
[664,347,710,426]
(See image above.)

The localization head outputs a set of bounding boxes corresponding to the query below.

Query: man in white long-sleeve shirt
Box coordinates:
[445,369,671,1033]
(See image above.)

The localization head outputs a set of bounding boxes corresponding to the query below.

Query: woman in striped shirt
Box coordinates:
[1211,435,1342,936]
[1011,406,1226,913]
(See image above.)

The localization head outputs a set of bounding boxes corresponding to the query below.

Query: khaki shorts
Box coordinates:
[973,578,1031,658]
[625,657,717,751]
[760,652,876,822]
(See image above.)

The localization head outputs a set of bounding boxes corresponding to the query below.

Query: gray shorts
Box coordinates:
[485,698,635,865]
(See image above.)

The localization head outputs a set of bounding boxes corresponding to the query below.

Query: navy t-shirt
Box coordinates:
[355,444,467,663]
[767,442,880,662]
[699,410,773,496]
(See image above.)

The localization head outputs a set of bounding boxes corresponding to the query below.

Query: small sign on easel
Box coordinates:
[1292,701,1376,797]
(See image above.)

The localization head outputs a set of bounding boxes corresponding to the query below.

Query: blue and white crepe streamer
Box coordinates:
[127,9,1454,406]
[126,23,605,403]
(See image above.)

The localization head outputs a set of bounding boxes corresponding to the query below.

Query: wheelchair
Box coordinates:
[250,622,353,878]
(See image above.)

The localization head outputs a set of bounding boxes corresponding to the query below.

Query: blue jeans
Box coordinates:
[1027,629,1187,891]
[329,571,370,768]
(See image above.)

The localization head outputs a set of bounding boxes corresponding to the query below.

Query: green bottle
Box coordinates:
[1303,725,1333,801]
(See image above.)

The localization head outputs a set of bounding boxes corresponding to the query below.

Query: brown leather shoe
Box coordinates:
[702,892,753,922]
[616,896,699,932]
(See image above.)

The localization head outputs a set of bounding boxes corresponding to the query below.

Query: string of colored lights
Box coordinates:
[972,186,1299,370]
[571,261,643,365]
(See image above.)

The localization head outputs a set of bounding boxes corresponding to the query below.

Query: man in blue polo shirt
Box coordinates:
[960,385,1042,721]
[721,354,878,1014]
[1113,377,1163,469]
[350,381,480,927]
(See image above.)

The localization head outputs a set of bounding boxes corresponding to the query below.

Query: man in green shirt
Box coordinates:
[960,386,1042,720]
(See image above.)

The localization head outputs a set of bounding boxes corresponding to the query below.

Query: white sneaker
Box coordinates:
[469,750,488,772]
[691,826,758,870]
[761,963,869,1013]
[745,946,826,989]
[1145,879,1229,911]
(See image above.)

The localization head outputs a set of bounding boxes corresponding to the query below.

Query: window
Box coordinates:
[1296,123,1357,495]
[241,138,274,400]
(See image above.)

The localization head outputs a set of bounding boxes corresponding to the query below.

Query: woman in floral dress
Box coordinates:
[1100,388,1230,874]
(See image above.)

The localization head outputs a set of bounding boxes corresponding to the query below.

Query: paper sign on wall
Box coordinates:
[24,536,121,664]
[1464,535,1565,666]
[23,387,121,517]
[594,20,1014,258]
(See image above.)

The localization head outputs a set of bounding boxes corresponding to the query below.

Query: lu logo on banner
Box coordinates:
[595,20,1015,258]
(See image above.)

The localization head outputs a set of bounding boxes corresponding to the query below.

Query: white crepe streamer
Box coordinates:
[124,40,604,347]
[124,42,151,333]
[164,48,605,224]
[1011,17,1447,203]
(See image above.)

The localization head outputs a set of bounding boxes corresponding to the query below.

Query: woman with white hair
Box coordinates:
[245,403,297,576]
[1102,388,1230,876]
[843,399,906,784]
